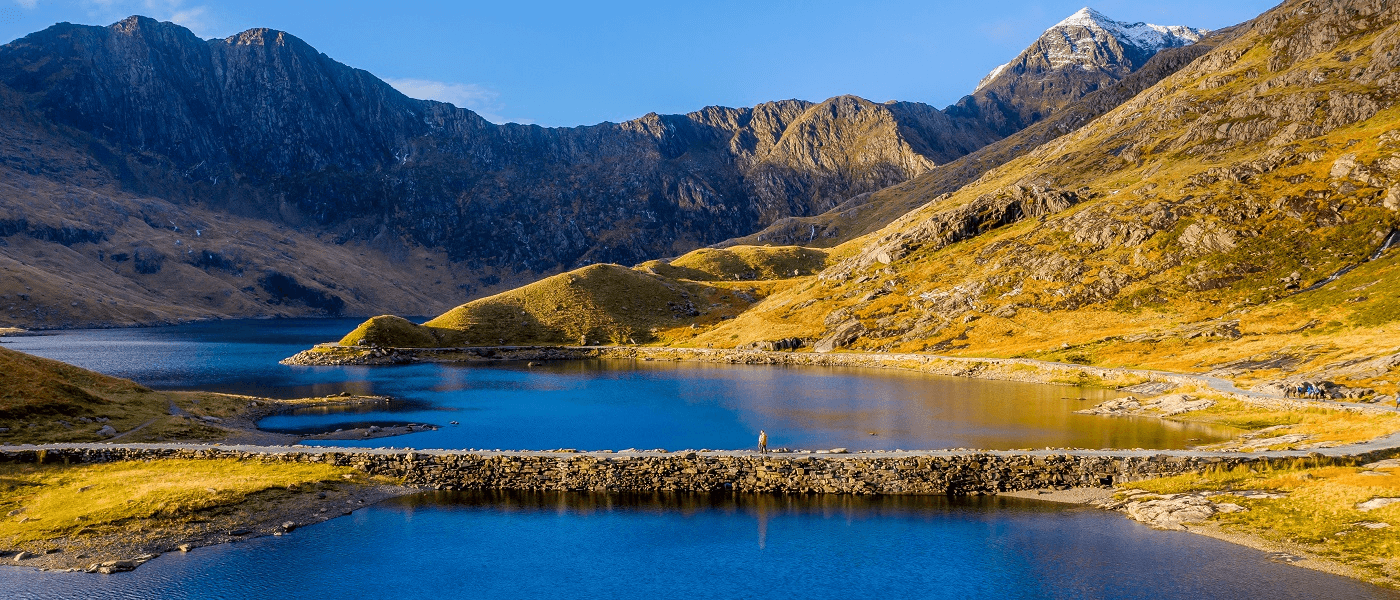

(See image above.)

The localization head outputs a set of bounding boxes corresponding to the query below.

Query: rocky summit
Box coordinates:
[727,8,1220,249]
[955,7,1207,137]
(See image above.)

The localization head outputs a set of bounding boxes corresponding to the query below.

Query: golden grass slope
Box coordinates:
[0,345,206,443]
[0,460,361,546]
[338,263,766,347]
[0,344,366,445]
[690,0,1400,393]
[339,246,836,348]
[1126,461,1400,586]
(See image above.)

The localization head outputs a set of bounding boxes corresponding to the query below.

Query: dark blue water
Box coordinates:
[3,319,1230,451]
[0,491,1392,600]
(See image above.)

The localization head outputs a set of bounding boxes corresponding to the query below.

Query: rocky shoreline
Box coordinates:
[282,343,1199,389]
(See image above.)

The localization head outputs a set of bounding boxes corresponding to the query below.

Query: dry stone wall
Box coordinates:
[0,446,1334,496]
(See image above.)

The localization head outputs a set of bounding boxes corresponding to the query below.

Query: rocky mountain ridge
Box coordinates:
[0,17,995,275]
[0,8,1203,327]
[722,29,1237,249]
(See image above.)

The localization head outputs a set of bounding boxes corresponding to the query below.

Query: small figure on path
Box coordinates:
[758,429,768,454]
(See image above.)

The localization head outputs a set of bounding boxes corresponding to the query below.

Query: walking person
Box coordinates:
[758,429,768,454]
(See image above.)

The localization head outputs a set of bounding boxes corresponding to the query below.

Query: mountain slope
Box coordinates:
[713,0,1400,393]
[343,0,1400,401]
[723,27,1237,249]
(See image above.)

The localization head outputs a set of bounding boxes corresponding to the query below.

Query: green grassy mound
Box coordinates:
[338,315,446,348]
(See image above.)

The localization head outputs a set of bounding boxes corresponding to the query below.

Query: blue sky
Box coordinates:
[1,0,1281,126]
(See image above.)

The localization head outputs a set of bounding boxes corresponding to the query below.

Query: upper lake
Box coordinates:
[4,319,1231,451]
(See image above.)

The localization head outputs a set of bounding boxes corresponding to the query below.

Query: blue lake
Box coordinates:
[3,319,1384,599]
[3,319,1230,451]
[0,491,1393,600]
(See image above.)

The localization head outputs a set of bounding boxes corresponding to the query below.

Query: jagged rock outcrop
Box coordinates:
[828,185,1086,279]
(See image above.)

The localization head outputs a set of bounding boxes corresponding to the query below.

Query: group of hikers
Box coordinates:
[1286,381,1328,399]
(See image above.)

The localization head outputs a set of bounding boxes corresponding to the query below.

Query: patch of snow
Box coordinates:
[975,62,1010,92]
[1054,7,1208,54]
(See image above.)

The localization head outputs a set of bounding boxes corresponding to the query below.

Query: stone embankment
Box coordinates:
[0,445,1365,496]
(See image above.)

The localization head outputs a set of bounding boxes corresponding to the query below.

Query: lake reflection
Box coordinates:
[1,491,1393,600]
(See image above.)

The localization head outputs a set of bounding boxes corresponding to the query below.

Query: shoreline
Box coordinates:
[283,343,1398,416]
[0,481,413,574]
[1000,486,1389,587]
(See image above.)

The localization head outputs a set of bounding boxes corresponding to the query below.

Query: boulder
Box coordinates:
[1123,494,1221,530]
[95,425,117,438]
[1357,498,1400,512]
[814,320,866,353]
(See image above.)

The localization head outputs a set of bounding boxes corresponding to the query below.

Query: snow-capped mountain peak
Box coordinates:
[1055,7,1208,55]
[974,7,1207,91]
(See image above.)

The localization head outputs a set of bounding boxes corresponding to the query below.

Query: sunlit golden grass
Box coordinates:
[639,245,830,281]
[1126,461,1400,584]
[0,346,263,444]
[1177,397,1400,449]
[0,460,369,545]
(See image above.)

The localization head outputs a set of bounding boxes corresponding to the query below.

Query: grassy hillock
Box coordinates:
[638,246,831,281]
[0,345,361,445]
[0,346,217,444]
[351,263,792,347]
[420,264,698,346]
[335,249,824,348]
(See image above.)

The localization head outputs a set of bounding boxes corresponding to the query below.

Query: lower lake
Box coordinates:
[0,491,1393,600]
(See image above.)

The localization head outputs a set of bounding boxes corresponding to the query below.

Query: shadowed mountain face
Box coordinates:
[0,16,994,276]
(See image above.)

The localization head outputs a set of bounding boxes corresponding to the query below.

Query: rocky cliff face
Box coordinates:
[0,17,995,283]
